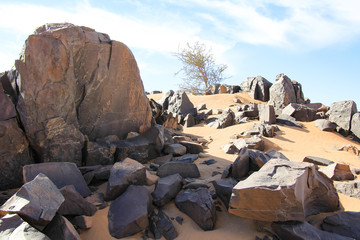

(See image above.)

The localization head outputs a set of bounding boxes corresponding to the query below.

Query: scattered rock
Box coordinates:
[0,83,16,121]
[201,159,216,165]
[68,215,93,229]
[175,216,183,225]
[175,188,216,231]
[85,193,105,207]
[322,211,360,239]
[282,103,316,122]
[43,214,80,240]
[315,119,337,131]
[152,174,183,207]
[276,114,303,128]
[148,210,178,240]
[233,98,241,103]
[58,185,97,216]
[158,90,174,110]
[272,221,351,240]
[269,73,297,114]
[258,104,276,124]
[244,136,265,151]
[0,173,64,227]
[108,185,152,238]
[334,180,360,199]
[106,158,146,201]
[229,159,339,222]
[338,144,359,156]
[153,154,173,166]
[207,109,234,129]
[222,144,239,154]
[246,76,273,102]
[184,114,195,127]
[231,147,250,180]
[265,150,289,161]
[167,91,195,117]
[23,162,91,197]
[0,213,49,240]
[179,141,204,154]
[164,144,187,156]
[328,100,358,135]
[197,103,206,111]
[157,162,200,178]
[320,163,355,181]
[212,178,238,209]
[303,156,334,166]
[176,154,198,163]
[86,141,115,166]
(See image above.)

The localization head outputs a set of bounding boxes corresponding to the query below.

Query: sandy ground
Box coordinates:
[80,92,360,240]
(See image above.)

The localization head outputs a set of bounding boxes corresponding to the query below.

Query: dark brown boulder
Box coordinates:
[0,214,49,240]
[0,83,16,121]
[0,173,64,227]
[43,214,80,240]
[282,103,317,122]
[0,118,33,190]
[320,163,355,181]
[14,23,151,164]
[23,162,91,197]
[244,76,272,102]
[229,159,339,222]
[108,185,152,238]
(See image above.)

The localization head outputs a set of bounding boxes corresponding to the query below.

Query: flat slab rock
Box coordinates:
[23,162,91,197]
[175,187,216,231]
[303,156,334,166]
[322,211,360,239]
[229,159,339,222]
[157,162,200,178]
[0,214,49,240]
[0,173,64,227]
[108,185,152,238]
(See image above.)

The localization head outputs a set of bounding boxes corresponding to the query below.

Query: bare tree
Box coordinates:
[174,41,228,95]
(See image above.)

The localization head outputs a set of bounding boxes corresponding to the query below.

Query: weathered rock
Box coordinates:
[0,83,16,121]
[328,100,357,135]
[68,215,93,229]
[148,210,178,240]
[292,80,306,104]
[222,144,239,154]
[203,109,212,115]
[351,112,360,139]
[0,214,49,240]
[229,159,339,222]
[163,143,187,156]
[167,91,195,117]
[320,163,355,181]
[322,211,360,239]
[207,109,235,129]
[184,113,195,127]
[197,103,206,111]
[282,103,317,122]
[105,158,146,201]
[247,76,273,102]
[158,90,174,111]
[272,221,352,240]
[14,23,152,164]
[244,136,265,151]
[212,178,238,209]
[176,154,198,163]
[315,119,337,132]
[23,162,91,197]
[269,73,297,114]
[244,103,259,118]
[234,111,246,124]
[149,98,163,120]
[276,114,303,128]
[0,118,33,190]
[108,185,152,238]
[58,185,97,216]
[153,154,173,166]
[157,162,200,178]
[252,122,277,137]
[258,104,276,124]
[303,156,334,166]
[248,149,271,170]
[0,173,64,226]
[86,141,115,166]
[175,188,216,231]
[43,214,80,240]
[265,150,289,161]
[152,174,183,207]
[179,141,203,154]
[231,147,250,180]
[233,98,241,103]
[334,180,360,199]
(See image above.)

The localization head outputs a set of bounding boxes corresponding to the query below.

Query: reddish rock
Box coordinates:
[320,163,355,181]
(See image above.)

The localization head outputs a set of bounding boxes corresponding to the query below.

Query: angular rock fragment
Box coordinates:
[229,159,339,222]
[43,214,80,240]
[152,174,183,207]
[0,173,64,226]
[258,104,276,124]
[303,156,334,166]
[163,144,187,156]
[320,163,355,181]
[269,74,297,114]
[86,141,115,166]
[207,109,234,129]
[276,114,303,128]
[322,211,360,239]
[0,83,16,121]
[334,180,360,200]
[175,188,216,231]
[315,119,337,132]
[108,185,152,238]
[105,158,146,201]
[68,215,93,229]
[328,100,357,135]
[178,141,203,154]
[148,210,178,240]
[176,154,198,163]
[23,162,91,197]
[212,178,238,209]
[157,162,200,178]
[231,147,250,180]
[282,103,316,122]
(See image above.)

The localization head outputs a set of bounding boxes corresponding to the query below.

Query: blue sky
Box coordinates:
[0,0,359,107]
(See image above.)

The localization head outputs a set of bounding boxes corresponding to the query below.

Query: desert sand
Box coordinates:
[80,92,360,240]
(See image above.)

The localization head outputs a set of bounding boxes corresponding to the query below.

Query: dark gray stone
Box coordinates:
[167,91,195,117]
[231,147,250,180]
[269,73,297,114]
[43,214,80,240]
[0,173,64,226]
[212,178,238,209]
[320,163,355,181]
[282,103,316,122]
[68,215,93,229]
[153,154,173,166]
[175,188,216,231]
[86,141,115,166]
[157,90,174,111]
[163,143,187,156]
[149,210,178,240]
[0,82,16,121]
[207,109,235,129]
[197,103,207,111]
[108,185,152,238]
[105,158,146,201]
[315,119,337,132]
[23,162,91,197]
[152,174,183,207]
[222,144,239,154]
[184,113,195,127]
[303,156,334,166]
[157,162,200,178]
[276,114,303,128]
[178,141,203,154]
[176,154,198,163]
[328,100,357,135]
[322,211,360,239]
[248,76,273,102]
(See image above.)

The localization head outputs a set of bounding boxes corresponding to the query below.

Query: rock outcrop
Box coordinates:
[229,159,339,222]
[242,76,272,102]
[14,23,152,164]
[328,100,357,135]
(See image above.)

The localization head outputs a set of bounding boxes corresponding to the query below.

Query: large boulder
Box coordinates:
[282,103,316,122]
[175,188,216,231]
[320,163,355,181]
[269,73,297,114]
[14,23,152,164]
[258,104,276,124]
[0,214,49,240]
[0,118,33,190]
[23,162,91,197]
[108,185,152,238]
[315,119,337,132]
[229,159,339,222]
[292,80,306,104]
[244,76,272,102]
[351,112,360,139]
[152,174,183,207]
[167,91,195,117]
[322,211,360,239]
[43,214,80,240]
[0,173,65,227]
[207,108,235,129]
[328,100,357,135]
[212,178,238,209]
[105,158,146,201]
